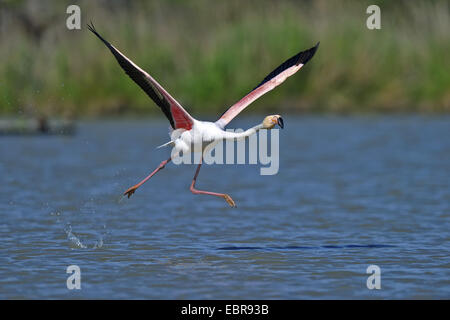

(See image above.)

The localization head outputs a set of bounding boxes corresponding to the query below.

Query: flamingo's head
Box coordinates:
[262,115,284,129]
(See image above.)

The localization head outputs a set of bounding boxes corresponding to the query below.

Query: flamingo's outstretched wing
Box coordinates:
[88,23,194,130]
[216,43,319,128]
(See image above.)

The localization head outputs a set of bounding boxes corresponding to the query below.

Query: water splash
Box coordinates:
[51,204,109,250]
[92,237,103,249]
[64,224,87,249]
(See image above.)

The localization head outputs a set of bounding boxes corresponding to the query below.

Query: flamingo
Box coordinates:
[88,23,318,207]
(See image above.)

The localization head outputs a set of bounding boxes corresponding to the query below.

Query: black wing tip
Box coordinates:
[87,21,96,33]
[87,21,112,48]
[295,41,320,66]
[252,41,319,90]
[87,20,101,39]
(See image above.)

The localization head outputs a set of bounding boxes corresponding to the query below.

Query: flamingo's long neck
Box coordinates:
[221,123,264,141]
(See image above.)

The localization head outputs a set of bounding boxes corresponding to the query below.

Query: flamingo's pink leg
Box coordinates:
[190,160,236,207]
[124,157,172,198]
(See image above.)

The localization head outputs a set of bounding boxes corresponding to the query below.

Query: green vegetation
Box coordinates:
[0,0,449,118]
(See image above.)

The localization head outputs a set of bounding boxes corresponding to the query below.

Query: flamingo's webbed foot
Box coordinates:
[224,194,236,208]
[123,185,138,198]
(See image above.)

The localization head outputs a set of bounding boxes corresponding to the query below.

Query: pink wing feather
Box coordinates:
[88,23,194,130]
[216,43,319,128]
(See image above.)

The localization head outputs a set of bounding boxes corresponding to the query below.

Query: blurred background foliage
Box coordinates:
[0,0,449,119]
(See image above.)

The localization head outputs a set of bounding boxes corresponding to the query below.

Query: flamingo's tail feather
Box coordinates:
[156,141,175,149]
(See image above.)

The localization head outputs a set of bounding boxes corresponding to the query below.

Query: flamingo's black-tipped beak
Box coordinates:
[277,117,284,129]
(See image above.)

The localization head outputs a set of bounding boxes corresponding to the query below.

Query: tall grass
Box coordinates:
[0,0,449,118]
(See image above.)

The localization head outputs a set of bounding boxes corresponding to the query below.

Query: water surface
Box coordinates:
[1,116,449,299]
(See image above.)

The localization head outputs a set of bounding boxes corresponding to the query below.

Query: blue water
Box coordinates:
[0,115,449,299]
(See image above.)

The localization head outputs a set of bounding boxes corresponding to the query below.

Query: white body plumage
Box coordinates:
[167,119,263,158]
